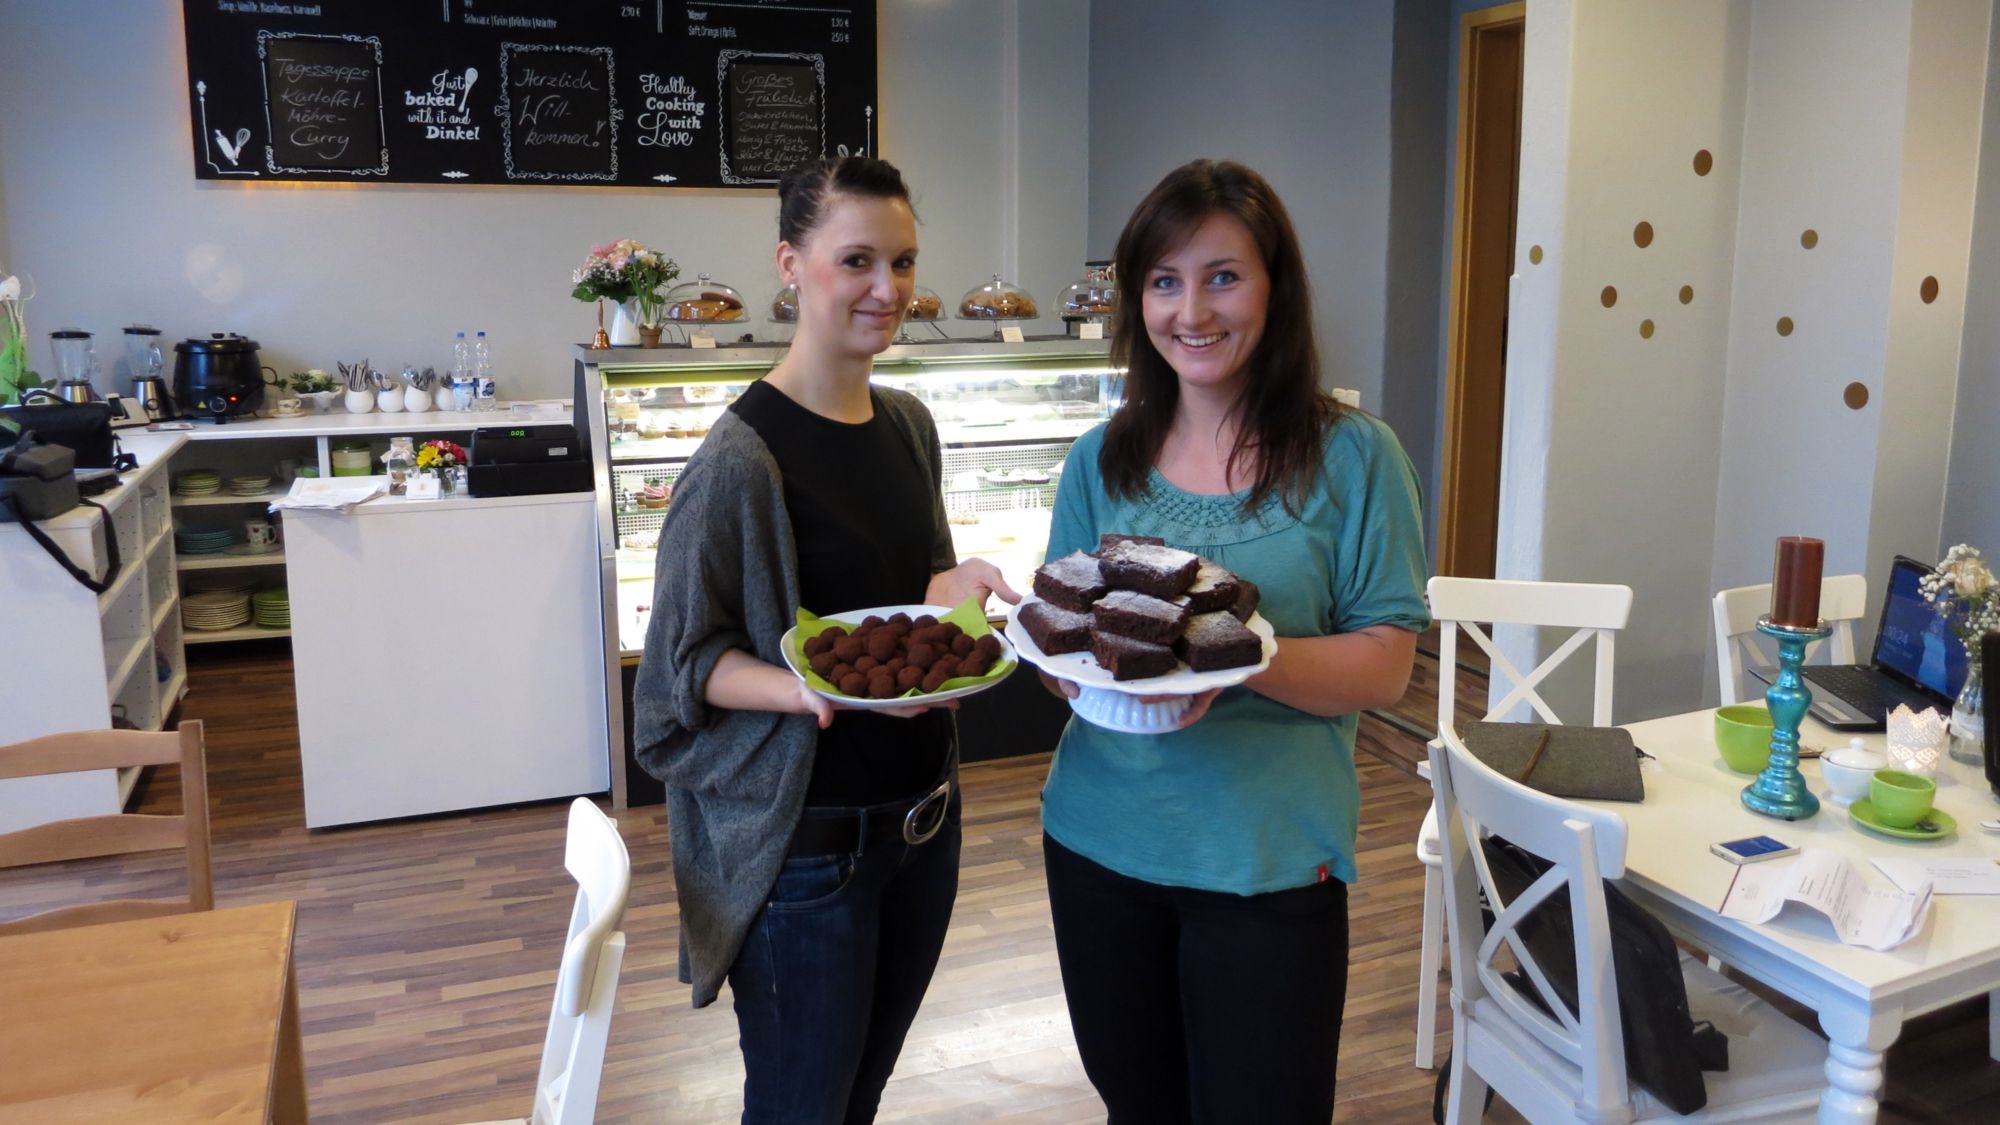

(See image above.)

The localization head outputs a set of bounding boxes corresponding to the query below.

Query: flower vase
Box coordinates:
[344,387,375,414]
[608,299,642,347]
[1949,655,1985,766]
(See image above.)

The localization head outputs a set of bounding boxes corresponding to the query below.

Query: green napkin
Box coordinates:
[787,598,1016,699]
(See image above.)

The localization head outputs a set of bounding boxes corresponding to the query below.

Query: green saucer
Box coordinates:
[1849,799,1957,841]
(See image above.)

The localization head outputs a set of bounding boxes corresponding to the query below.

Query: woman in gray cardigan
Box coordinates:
[633,156,1018,1123]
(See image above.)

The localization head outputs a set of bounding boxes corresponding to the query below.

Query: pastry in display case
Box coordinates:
[663,272,747,322]
[769,284,798,323]
[1058,261,1119,337]
[906,286,944,321]
[957,275,1040,320]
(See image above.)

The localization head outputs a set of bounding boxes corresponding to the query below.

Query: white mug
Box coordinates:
[274,398,304,417]
[244,519,278,548]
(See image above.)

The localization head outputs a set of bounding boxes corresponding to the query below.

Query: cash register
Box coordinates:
[468,424,592,497]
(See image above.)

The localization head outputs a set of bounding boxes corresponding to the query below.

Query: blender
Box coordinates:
[124,324,173,421]
[50,329,99,403]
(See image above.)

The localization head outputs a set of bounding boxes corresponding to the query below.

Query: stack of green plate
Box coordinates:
[228,473,274,496]
[172,470,221,496]
[252,587,290,630]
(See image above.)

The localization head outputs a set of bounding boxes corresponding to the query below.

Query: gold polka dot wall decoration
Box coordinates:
[1529,244,1543,265]
[1801,229,1818,249]
[1679,285,1695,305]
[1844,383,1870,410]
[1921,276,1940,303]
[1601,286,1618,308]
[1640,319,1655,339]
[1693,150,1713,176]
[1634,221,1654,249]
[1776,316,1795,336]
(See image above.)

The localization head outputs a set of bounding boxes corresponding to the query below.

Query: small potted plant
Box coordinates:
[288,369,340,413]
[415,438,469,494]
[572,240,679,348]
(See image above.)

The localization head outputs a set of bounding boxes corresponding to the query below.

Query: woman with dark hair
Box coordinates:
[1038,159,1430,1121]
[634,155,1017,1122]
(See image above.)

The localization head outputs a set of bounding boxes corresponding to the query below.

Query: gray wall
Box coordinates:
[1944,7,2000,554]
[1085,0,1404,423]
[0,0,1088,400]
[1384,0,1451,530]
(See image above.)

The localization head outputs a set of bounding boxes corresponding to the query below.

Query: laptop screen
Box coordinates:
[1872,559,1968,700]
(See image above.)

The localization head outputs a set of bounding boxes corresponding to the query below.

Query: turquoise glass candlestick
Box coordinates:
[1742,615,1829,820]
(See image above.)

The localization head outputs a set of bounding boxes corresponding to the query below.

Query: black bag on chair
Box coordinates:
[0,389,118,468]
[0,430,121,594]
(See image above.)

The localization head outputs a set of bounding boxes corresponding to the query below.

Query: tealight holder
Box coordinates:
[1885,703,1950,777]
[1742,614,1829,820]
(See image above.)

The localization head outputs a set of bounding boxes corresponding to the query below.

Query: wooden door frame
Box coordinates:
[1437,2,1525,578]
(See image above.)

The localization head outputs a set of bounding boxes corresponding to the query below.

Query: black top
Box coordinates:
[730,378,951,805]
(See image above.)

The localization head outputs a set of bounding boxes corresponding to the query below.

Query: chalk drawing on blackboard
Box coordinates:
[718,51,826,186]
[442,171,470,179]
[256,32,391,177]
[194,82,260,177]
[653,174,679,183]
[496,44,621,183]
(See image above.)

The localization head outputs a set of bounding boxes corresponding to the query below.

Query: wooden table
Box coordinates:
[1596,711,2000,1125]
[0,900,308,1123]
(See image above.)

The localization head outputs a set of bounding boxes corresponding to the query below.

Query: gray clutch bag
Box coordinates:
[1460,722,1647,803]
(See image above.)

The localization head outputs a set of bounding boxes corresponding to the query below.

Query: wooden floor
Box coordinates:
[4,640,1998,1122]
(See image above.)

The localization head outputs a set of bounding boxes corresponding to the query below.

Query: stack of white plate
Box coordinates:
[252,587,290,629]
[172,470,221,496]
[182,590,251,631]
[228,473,273,496]
[175,524,235,555]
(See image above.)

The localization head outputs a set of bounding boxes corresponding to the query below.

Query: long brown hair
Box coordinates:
[1100,159,1340,516]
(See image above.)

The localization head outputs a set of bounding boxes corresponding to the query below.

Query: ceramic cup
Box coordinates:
[1714,704,1775,774]
[244,518,277,549]
[274,397,304,417]
[1870,769,1936,828]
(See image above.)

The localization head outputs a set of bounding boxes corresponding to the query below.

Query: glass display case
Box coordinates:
[575,337,1122,660]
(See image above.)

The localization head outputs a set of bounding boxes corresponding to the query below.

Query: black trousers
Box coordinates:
[1044,833,1350,1125]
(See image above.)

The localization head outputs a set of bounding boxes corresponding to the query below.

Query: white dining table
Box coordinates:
[1596,709,2000,1125]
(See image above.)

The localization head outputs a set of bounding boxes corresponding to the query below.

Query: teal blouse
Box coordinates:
[1040,410,1430,893]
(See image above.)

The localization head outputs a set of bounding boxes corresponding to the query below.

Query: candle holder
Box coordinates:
[1741,614,1830,820]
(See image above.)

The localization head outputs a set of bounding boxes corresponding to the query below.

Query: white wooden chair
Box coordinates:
[1712,575,1869,705]
[1428,722,1827,1122]
[467,798,630,1125]
[1415,577,1632,1069]
[0,721,213,937]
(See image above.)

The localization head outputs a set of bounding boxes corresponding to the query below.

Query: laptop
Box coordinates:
[1748,555,1967,730]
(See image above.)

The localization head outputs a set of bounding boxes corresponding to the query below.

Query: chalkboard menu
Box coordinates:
[183,1,876,189]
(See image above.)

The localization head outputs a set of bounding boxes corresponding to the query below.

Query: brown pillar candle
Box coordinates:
[1770,536,1825,627]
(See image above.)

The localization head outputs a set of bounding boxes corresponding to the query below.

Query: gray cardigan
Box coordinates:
[632,385,958,1008]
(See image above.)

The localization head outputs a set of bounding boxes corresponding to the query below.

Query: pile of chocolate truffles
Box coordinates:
[804,612,1004,698]
[1022,534,1263,681]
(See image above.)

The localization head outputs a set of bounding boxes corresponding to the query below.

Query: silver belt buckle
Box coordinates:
[903,779,951,845]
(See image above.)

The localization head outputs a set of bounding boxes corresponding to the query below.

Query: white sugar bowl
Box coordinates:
[1821,740,1889,808]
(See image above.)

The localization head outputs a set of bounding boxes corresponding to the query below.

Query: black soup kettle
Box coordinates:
[174,333,274,423]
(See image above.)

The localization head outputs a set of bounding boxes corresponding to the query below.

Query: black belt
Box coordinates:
[787,778,952,858]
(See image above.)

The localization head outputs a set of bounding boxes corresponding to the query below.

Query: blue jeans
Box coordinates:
[728,790,961,1124]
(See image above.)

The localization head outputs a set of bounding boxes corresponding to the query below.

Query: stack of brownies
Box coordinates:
[1020,534,1264,681]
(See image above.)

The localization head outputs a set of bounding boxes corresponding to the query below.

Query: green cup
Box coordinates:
[1714,704,1775,774]
[1869,770,1936,828]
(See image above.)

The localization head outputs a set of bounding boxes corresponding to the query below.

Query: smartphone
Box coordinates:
[1710,835,1798,864]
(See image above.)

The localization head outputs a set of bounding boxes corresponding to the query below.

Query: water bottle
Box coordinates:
[474,330,497,411]
[450,331,475,412]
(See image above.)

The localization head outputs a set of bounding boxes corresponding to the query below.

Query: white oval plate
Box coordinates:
[781,603,1018,710]
[1002,595,1276,697]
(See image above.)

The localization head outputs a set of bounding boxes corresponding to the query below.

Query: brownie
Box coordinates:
[1018,601,1093,654]
[1099,532,1166,553]
[1033,550,1109,611]
[1182,560,1242,615]
[1090,629,1179,681]
[1230,577,1262,623]
[1176,611,1263,672]
[1099,540,1201,599]
[1092,590,1191,645]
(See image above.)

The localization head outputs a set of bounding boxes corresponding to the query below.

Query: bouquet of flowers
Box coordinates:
[416,439,468,474]
[287,369,339,394]
[571,240,680,328]
[1918,544,2000,653]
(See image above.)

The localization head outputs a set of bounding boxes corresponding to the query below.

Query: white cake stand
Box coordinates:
[1003,596,1277,734]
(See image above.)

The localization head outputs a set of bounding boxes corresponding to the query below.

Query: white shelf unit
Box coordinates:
[0,452,188,831]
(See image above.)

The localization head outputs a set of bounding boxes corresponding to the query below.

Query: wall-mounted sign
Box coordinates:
[183,1,876,188]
